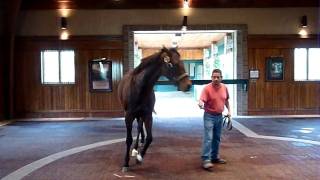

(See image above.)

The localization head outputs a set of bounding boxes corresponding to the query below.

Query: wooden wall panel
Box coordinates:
[179,49,203,60]
[248,35,320,115]
[142,48,203,60]
[14,37,124,118]
[12,35,320,117]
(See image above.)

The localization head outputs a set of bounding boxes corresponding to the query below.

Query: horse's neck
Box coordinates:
[135,57,163,92]
[141,62,162,87]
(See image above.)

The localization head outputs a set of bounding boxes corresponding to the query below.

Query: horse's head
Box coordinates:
[159,47,192,92]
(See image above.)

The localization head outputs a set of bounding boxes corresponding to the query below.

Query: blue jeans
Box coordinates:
[201,112,223,161]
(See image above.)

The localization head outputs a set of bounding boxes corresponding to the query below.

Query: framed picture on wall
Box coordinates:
[89,58,112,92]
[266,57,284,81]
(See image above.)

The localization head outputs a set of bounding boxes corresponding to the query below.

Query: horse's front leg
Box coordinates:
[122,115,134,172]
[136,115,153,163]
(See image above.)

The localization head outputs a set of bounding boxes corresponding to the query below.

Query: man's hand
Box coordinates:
[226,112,231,119]
[198,101,204,109]
[225,113,232,123]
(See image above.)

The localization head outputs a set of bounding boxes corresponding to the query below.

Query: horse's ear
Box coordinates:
[161,46,168,53]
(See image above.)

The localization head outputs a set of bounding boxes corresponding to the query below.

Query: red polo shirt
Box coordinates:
[200,83,229,114]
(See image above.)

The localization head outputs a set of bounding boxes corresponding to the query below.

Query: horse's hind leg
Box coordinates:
[140,122,145,144]
[122,115,134,172]
[137,115,153,163]
[132,118,143,157]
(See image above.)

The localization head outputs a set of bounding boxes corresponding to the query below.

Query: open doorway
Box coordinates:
[123,25,248,117]
[133,30,236,117]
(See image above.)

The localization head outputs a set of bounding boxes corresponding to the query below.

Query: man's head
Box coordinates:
[211,69,222,86]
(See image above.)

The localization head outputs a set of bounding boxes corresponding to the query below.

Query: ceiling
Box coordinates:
[20,0,319,10]
[134,32,226,48]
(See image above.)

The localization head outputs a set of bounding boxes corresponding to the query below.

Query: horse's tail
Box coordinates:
[117,73,132,110]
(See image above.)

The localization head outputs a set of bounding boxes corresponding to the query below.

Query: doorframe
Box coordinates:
[123,24,248,116]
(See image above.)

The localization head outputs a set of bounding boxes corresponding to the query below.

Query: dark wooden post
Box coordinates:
[2,0,21,119]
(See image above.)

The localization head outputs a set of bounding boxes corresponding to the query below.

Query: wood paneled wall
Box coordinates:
[142,48,203,60]
[248,35,320,115]
[11,35,320,118]
[14,36,124,118]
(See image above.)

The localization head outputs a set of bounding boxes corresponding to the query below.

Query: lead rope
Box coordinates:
[222,115,232,131]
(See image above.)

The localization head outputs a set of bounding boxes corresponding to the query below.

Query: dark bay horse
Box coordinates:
[118,47,192,172]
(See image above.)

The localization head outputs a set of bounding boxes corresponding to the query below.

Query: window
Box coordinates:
[294,48,320,81]
[41,50,75,84]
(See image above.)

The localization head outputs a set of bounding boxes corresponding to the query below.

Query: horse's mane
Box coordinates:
[132,51,162,75]
[132,47,179,75]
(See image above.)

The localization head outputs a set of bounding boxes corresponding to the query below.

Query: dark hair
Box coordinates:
[212,69,222,76]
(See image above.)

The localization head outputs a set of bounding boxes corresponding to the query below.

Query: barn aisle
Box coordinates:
[154,91,203,118]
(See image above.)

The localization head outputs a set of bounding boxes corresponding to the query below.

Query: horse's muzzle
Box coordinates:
[178,81,192,92]
[185,84,192,91]
[176,73,192,92]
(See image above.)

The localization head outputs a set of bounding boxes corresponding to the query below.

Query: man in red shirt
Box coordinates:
[198,69,231,170]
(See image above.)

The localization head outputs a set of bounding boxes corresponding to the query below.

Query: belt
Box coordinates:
[206,111,222,116]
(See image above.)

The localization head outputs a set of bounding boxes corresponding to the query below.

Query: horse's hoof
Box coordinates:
[131,149,138,157]
[122,167,129,172]
[136,154,143,163]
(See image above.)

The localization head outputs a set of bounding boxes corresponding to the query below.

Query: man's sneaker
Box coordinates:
[202,160,213,169]
[211,158,227,164]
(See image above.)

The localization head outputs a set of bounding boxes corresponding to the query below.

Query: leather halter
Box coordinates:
[175,73,189,82]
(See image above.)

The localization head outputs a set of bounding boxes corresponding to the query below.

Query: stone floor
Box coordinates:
[0,116,320,180]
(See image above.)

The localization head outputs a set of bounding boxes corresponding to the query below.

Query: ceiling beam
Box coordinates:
[20,0,319,10]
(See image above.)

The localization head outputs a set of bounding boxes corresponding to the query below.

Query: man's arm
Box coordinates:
[198,86,207,109]
[225,100,231,117]
[225,85,231,117]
